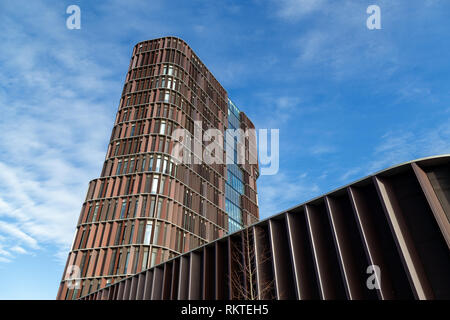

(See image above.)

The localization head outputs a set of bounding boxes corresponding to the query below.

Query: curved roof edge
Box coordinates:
[256,153,450,225]
[79,154,450,300]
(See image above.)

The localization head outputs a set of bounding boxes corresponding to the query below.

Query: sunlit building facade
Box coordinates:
[57,37,259,300]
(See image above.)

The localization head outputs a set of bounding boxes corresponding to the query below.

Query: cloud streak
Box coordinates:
[0,0,123,264]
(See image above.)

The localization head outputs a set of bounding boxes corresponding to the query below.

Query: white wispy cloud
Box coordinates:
[0,257,12,264]
[309,145,337,155]
[368,122,450,173]
[0,222,39,249]
[275,0,328,21]
[258,171,320,218]
[0,0,125,264]
[339,167,362,183]
[10,246,28,255]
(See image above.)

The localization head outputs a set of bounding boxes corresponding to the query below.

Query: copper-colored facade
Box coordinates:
[80,155,450,300]
[57,37,259,300]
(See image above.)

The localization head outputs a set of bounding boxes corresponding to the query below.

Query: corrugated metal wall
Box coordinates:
[79,156,450,300]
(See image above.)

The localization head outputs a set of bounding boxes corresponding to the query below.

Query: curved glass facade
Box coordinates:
[225,99,245,233]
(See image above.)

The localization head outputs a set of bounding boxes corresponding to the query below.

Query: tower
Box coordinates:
[57,37,259,300]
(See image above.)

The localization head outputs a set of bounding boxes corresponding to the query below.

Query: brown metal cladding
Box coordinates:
[57,36,260,299]
[80,155,450,300]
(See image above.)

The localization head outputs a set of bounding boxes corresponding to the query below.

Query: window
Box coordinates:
[86,205,93,222]
[149,196,156,217]
[128,224,135,244]
[116,161,122,175]
[142,248,149,270]
[114,223,122,245]
[159,176,166,194]
[153,222,161,245]
[150,248,158,267]
[156,199,163,218]
[137,221,145,243]
[120,200,127,219]
[130,124,135,137]
[132,247,139,274]
[115,142,120,156]
[151,175,159,194]
[140,197,147,217]
[162,224,169,247]
[124,250,130,273]
[155,156,161,172]
[160,121,166,135]
[162,157,168,173]
[115,250,122,274]
[149,155,154,171]
[129,158,135,173]
[109,250,117,275]
[92,203,99,222]
[132,199,139,217]
[143,221,153,245]
[123,159,128,173]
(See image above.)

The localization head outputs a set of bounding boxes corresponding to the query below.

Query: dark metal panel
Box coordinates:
[188,251,202,300]
[143,270,154,300]
[285,211,320,299]
[177,255,190,300]
[111,284,118,300]
[268,218,296,300]
[253,225,274,300]
[129,275,138,300]
[227,237,233,299]
[412,163,450,248]
[325,196,372,299]
[305,204,346,300]
[108,285,115,300]
[384,167,450,299]
[373,176,434,300]
[215,241,226,299]
[161,262,172,300]
[80,156,450,301]
[123,278,131,300]
[117,281,125,300]
[136,273,145,300]
[151,267,164,300]
[203,245,215,300]
[348,186,393,300]
[114,283,120,300]
[170,258,180,300]
[101,287,110,300]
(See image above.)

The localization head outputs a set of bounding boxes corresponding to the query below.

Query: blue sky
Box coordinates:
[0,0,449,299]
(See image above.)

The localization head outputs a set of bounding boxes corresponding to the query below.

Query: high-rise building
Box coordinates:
[57,37,259,300]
